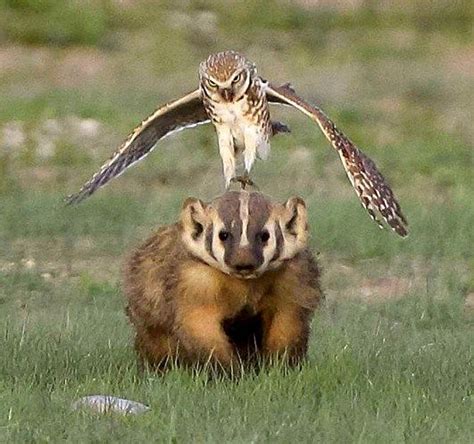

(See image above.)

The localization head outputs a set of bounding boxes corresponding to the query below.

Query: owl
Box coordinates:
[66,50,408,237]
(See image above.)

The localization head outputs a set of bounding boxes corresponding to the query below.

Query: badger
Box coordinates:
[124,190,323,372]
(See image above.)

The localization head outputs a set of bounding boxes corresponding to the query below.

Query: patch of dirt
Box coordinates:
[357,277,412,303]
[445,47,474,78]
[0,44,110,88]
[321,259,416,304]
[0,45,49,73]
[464,293,474,313]
[51,48,109,88]
[292,0,365,11]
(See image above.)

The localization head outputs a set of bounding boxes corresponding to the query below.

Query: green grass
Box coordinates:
[0,270,472,442]
[0,187,472,442]
[0,0,473,442]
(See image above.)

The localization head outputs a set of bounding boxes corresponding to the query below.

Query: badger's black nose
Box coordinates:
[234,263,256,272]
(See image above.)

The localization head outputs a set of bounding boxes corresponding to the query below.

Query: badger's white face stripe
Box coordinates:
[181,191,308,279]
[210,210,227,270]
[239,192,250,247]
[256,221,277,275]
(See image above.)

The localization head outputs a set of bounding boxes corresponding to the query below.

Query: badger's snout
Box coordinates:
[234,263,256,272]
[227,246,262,278]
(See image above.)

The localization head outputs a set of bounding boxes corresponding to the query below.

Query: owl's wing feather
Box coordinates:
[266,82,408,237]
[66,89,210,204]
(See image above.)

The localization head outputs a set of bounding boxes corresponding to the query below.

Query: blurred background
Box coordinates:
[0,2,473,440]
[0,0,472,304]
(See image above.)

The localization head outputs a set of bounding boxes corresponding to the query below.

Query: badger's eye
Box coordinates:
[219,230,230,241]
[207,79,217,88]
[232,73,241,84]
[258,230,270,243]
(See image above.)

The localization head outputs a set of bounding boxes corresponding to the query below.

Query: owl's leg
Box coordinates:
[216,125,236,188]
[243,128,258,174]
[243,127,270,175]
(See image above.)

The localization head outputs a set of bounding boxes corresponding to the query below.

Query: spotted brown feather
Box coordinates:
[266,83,408,237]
[66,50,407,238]
[66,89,209,204]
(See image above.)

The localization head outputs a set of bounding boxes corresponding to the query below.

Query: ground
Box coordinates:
[0,1,473,442]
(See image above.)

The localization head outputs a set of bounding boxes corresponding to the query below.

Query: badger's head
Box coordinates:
[180,191,308,279]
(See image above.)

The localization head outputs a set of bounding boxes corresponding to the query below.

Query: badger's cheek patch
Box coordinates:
[212,221,229,271]
[204,224,216,261]
[278,220,296,261]
[258,223,277,272]
[182,226,228,274]
[183,232,210,266]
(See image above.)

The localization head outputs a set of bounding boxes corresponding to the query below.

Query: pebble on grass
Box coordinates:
[72,395,150,415]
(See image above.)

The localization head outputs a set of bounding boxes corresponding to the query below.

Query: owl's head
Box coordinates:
[180,191,308,279]
[199,51,256,103]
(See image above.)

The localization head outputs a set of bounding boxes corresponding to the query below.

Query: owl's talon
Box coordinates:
[230,175,258,191]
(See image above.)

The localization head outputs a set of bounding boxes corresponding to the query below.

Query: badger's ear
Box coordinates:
[181,198,208,240]
[281,197,308,237]
[277,197,308,260]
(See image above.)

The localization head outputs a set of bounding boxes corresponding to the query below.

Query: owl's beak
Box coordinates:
[220,88,234,102]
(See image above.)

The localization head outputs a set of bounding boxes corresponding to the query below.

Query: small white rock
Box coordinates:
[1,121,26,152]
[42,118,62,135]
[21,258,36,269]
[77,118,102,137]
[66,116,102,138]
[72,395,150,415]
[0,261,16,272]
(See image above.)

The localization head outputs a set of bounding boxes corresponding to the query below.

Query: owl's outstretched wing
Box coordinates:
[66,89,210,204]
[266,83,408,237]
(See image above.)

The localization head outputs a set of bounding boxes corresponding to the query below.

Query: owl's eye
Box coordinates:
[232,73,241,84]
[207,79,217,88]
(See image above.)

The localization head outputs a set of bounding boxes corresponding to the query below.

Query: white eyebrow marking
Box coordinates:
[239,192,250,247]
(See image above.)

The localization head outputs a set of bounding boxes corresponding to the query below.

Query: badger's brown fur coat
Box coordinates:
[124,193,323,372]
